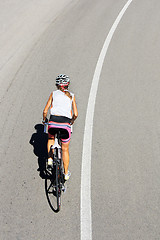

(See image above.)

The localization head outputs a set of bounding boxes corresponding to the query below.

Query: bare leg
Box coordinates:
[61,141,70,174]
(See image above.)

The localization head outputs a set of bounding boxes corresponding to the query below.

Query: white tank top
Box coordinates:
[50,90,74,119]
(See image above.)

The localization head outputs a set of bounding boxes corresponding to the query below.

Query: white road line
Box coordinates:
[80,0,133,239]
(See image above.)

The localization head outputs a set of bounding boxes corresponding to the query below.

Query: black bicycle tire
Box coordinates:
[55,156,61,211]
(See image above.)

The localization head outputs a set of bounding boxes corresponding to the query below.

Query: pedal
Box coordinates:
[62,185,67,193]
[47,164,52,171]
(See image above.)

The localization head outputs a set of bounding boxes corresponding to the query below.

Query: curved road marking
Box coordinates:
[80,0,133,239]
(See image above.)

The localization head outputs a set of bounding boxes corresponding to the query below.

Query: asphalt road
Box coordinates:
[1,0,160,239]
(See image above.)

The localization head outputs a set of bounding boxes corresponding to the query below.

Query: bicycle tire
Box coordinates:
[55,154,61,211]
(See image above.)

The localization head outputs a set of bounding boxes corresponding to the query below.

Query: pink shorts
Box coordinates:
[48,121,71,143]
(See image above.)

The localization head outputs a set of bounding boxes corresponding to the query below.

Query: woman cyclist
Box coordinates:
[43,74,78,180]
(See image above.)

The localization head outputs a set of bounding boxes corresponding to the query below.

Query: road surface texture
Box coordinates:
[1,0,160,239]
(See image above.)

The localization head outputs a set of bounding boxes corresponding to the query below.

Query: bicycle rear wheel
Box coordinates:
[55,160,61,211]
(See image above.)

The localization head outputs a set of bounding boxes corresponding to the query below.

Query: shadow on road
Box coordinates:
[30,123,59,212]
[29,123,48,178]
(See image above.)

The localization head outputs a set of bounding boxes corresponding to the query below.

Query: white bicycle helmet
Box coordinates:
[56,74,70,86]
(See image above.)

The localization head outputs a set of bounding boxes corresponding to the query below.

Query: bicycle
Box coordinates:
[44,121,66,212]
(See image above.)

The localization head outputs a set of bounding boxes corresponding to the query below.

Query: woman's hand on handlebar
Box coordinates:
[42,118,48,124]
[70,114,77,125]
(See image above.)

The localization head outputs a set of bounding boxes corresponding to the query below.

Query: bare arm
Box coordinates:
[43,93,53,121]
[71,96,78,124]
